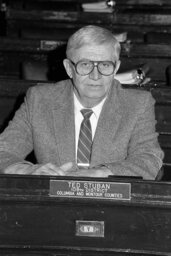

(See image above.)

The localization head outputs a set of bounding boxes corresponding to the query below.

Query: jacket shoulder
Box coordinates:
[26,80,70,100]
[118,86,155,112]
[120,86,154,101]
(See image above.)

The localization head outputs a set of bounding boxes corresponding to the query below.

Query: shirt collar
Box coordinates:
[74,92,106,119]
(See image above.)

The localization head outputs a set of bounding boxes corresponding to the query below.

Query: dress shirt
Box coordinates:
[74,93,106,161]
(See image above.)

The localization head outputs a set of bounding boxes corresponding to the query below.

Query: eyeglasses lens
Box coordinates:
[76,61,115,76]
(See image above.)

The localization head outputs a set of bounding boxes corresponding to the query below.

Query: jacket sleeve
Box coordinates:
[106,93,164,180]
[0,87,34,171]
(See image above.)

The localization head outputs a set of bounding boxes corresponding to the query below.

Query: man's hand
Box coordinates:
[4,162,73,176]
[66,166,113,177]
[4,162,113,177]
[31,162,73,175]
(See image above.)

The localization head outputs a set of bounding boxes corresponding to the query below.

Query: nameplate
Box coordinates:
[49,180,131,200]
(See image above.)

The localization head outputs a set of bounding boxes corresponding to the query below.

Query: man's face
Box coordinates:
[64,44,120,107]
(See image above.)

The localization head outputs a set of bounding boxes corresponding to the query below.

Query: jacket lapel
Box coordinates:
[52,81,76,166]
[90,82,122,167]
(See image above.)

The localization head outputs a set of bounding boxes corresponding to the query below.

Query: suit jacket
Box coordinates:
[0,79,164,179]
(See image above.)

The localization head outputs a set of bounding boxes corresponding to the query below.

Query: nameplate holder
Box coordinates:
[76,220,104,237]
[49,180,131,201]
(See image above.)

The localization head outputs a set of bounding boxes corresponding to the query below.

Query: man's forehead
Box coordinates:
[77,43,112,52]
[73,44,114,60]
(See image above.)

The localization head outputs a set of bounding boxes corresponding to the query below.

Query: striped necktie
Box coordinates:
[77,109,93,167]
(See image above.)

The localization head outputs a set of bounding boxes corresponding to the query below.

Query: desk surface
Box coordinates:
[0,175,171,255]
[0,174,171,201]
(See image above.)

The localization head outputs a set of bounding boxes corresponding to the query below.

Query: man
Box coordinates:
[0,25,163,179]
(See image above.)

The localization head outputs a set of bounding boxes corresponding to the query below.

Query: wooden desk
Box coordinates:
[115,0,171,8]
[0,174,171,255]
[4,0,171,42]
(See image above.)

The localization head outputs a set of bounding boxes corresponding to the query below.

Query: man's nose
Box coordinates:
[89,66,102,80]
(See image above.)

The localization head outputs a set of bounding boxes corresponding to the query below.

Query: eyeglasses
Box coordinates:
[69,59,116,76]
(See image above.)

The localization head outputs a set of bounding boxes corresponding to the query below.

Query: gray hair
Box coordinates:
[66,25,121,60]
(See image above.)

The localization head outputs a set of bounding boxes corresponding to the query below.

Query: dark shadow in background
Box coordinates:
[47,44,68,82]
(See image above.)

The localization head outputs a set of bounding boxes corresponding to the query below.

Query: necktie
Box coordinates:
[77,109,93,166]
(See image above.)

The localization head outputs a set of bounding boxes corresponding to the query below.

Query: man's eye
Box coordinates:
[80,62,91,68]
[101,62,110,68]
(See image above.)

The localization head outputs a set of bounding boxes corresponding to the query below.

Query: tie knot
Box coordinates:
[81,109,93,119]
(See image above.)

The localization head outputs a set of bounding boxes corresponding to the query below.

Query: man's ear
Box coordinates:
[114,60,121,75]
[63,59,73,78]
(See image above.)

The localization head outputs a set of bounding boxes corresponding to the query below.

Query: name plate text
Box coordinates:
[49,180,131,200]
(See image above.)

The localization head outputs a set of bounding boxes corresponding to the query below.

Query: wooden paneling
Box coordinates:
[115,0,171,7]
[4,0,171,42]
[0,37,171,81]
[0,175,171,255]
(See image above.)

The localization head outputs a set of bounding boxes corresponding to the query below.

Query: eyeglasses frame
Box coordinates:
[68,59,116,76]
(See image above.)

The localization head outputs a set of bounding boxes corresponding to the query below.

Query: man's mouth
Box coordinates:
[88,84,101,87]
